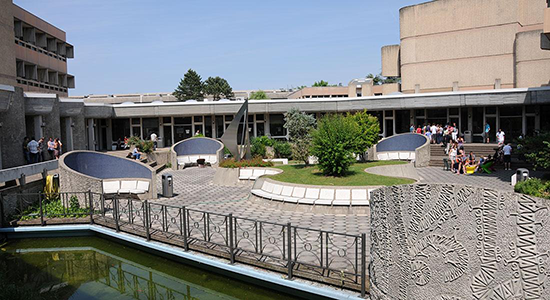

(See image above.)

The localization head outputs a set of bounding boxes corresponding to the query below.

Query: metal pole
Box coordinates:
[182,206,188,251]
[144,200,150,241]
[39,192,44,226]
[88,190,94,224]
[114,198,120,232]
[0,194,5,228]
[228,214,234,264]
[361,233,366,298]
[287,223,293,280]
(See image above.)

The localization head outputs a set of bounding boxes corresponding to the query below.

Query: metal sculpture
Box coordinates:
[220,100,251,161]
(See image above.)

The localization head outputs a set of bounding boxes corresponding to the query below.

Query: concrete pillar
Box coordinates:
[33,115,43,139]
[415,84,420,94]
[87,118,95,150]
[467,107,473,133]
[64,117,74,151]
[106,119,113,150]
[453,82,459,92]
[265,114,271,137]
[0,128,2,169]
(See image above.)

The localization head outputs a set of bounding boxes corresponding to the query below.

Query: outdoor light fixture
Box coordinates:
[41,122,46,127]
[71,122,75,127]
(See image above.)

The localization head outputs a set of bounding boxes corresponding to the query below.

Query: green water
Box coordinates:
[0,236,302,300]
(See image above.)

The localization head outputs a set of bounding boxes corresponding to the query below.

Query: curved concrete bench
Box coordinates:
[370,133,430,167]
[251,178,377,206]
[170,137,224,170]
[59,151,156,201]
[364,163,420,181]
[238,167,282,181]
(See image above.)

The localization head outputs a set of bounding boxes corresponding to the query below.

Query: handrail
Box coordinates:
[0,160,58,183]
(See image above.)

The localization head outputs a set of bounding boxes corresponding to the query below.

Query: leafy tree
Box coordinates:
[347,110,380,160]
[173,69,204,101]
[249,90,269,100]
[284,108,316,164]
[312,80,329,87]
[273,140,292,158]
[366,73,383,85]
[517,132,550,170]
[311,114,361,176]
[204,76,234,100]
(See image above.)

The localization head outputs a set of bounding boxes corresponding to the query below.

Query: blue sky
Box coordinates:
[15,0,420,96]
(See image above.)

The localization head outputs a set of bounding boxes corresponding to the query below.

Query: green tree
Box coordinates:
[347,110,380,160]
[173,69,204,101]
[311,114,361,176]
[366,73,383,85]
[284,108,316,164]
[249,90,269,100]
[312,80,329,87]
[204,76,234,100]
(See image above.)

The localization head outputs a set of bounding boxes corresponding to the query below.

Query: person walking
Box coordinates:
[484,123,491,144]
[27,137,39,163]
[503,143,512,170]
[54,138,62,159]
[496,129,505,146]
[151,132,158,150]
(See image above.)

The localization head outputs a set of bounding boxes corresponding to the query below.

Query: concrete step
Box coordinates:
[153,164,166,174]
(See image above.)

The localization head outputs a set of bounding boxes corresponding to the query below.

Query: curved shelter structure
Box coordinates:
[170,137,224,170]
[59,151,156,200]
[369,133,430,167]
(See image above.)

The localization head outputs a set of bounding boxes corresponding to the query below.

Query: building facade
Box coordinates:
[382,0,550,94]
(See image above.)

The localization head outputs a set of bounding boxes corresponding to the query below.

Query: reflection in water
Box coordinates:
[0,237,298,300]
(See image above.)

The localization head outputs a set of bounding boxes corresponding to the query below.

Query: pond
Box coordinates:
[0,236,302,300]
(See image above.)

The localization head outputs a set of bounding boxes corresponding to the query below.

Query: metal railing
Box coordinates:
[1,192,368,296]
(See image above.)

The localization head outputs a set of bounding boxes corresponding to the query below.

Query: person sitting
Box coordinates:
[479,155,496,174]
[132,147,141,160]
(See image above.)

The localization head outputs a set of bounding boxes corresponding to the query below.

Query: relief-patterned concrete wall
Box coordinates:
[369,184,550,300]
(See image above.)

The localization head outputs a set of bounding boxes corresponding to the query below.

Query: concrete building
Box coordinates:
[288,79,401,99]
[382,0,550,94]
[543,0,550,49]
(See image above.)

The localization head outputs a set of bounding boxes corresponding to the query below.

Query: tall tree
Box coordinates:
[204,76,234,100]
[249,90,268,100]
[312,80,329,87]
[284,108,317,165]
[173,69,204,101]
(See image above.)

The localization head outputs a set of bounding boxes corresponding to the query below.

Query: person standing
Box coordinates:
[503,143,512,170]
[484,123,491,144]
[37,137,45,162]
[27,137,39,163]
[54,138,62,159]
[150,132,158,150]
[410,124,415,133]
[496,129,505,146]
[47,137,55,160]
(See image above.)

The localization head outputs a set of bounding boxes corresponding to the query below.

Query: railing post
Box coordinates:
[88,190,94,224]
[361,233,366,298]
[0,193,4,228]
[181,206,188,251]
[144,200,150,241]
[39,192,44,226]
[114,197,120,232]
[287,223,293,280]
[228,213,234,264]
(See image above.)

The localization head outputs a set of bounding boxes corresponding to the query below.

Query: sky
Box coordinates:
[15,0,420,96]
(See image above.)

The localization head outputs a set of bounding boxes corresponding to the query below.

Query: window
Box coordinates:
[269,114,286,137]
[163,117,172,124]
[194,116,203,123]
[174,117,192,124]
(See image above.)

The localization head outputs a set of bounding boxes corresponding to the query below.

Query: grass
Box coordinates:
[269,161,415,186]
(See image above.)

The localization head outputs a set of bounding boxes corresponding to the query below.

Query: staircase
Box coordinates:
[140,157,166,174]
[429,144,497,167]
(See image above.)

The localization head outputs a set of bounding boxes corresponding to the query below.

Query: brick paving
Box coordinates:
[416,166,517,191]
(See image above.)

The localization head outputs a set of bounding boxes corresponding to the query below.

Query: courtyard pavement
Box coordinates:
[416,166,517,192]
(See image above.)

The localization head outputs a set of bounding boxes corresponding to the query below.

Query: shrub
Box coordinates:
[251,137,268,158]
[515,178,550,199]
[127,136,154,154]
[516,132,550,170]
[254,136,273,147]
[284,108,316,164]
[273,140,292,158]
[219,156,274,168]
[311,114,361,176]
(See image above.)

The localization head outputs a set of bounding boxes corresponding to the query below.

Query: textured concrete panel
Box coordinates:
[382,45,400,77]
[0,88,26,168]
[0,0,16,86]
[72,114,86,150]
[370,184,550,300]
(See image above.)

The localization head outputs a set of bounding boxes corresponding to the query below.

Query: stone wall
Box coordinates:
[0,88,26,168]
[369,184,550,299]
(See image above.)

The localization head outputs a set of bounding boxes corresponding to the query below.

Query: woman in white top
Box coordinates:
[449,146,457,172]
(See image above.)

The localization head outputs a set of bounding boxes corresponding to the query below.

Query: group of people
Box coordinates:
[23,137,63,164]
[410,123,461,146]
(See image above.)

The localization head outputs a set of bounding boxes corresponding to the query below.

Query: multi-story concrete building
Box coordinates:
[287,79,401,99]
[382,0,550,94]
[543,0,550,49]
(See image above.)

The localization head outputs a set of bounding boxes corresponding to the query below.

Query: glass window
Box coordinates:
[204,116,212,138]
[257,123,265,136]
[395,110,411,134]
[131,118,140,125]
[385,110,393,118]
[163,117,172,124]
[485,106,497,115]
[216,116,224,138]
[541,105,550,131]
[194,116,203,123]
[174,117,192,124]
[163,125,172,147]
[449,108,459,116]
[460,108,468,134]
[415,109,425,117]
[142,118,159,140]
[248,115,254,123]
[269,114,286,136]
[225,115,233,122]
[255,114,264,121]
[525,105,536,114]
[111,119,130,141]
[499,106,522,117]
